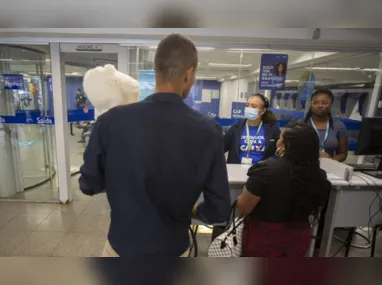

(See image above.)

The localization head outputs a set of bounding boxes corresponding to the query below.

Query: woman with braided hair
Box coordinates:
[237,122,331,257]
[304,88,348,162]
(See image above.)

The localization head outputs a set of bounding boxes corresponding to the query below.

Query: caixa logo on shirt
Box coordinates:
[0,117,5,123]
[36,117,53,125]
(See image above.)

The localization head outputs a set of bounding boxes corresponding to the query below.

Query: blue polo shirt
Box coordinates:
[239,125,265,165]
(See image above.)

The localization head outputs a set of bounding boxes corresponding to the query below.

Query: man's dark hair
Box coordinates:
[154,34,198,80]
[77,88,82,92]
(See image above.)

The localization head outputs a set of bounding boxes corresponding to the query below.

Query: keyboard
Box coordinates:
[360,171,382,180]
[347,164,377,171]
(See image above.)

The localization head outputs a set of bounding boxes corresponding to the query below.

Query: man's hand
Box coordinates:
[319,152,331,159]
[191,204,198,218]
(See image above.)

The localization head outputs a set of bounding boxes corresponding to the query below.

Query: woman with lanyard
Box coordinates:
[304,88,349,254]
[224,93,281,165]
[303,88,348,162]
[210,94,280,241]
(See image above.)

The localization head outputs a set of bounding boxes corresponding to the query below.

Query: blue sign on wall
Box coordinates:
[139,70,156,101]
[259,54,288,90]
[231,102,246,119]
[2,74,25,90]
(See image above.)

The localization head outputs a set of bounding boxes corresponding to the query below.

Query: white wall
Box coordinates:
[219,78,249,118]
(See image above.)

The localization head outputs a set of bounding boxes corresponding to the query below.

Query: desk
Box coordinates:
[198,164,382,257]
[319,172,382,257]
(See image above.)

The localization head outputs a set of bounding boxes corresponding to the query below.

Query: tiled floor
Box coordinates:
[1,186,382,257]
[1,128,381,257]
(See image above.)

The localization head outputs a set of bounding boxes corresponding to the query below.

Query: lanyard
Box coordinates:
[245,121,263,157]
[310,118,329,151]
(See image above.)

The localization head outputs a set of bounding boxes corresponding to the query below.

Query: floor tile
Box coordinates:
[52,232,106,257]
[11,231,66,257]
[0,230,30,256]
[0,212,19,229]
[82,200,110,215]
[71,214,110,233]
[52,201,89,215]
[35,213,79,232]
[3,213,49,231]
[0,202,27,214]
[23,203,59,214]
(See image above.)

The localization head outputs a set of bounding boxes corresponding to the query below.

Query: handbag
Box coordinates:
[208,202,245,257]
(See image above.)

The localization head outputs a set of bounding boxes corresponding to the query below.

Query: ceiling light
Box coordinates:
[149,46,214,52]
[218,78,225,82]
[226,49,286,54]
[230,75,238,80]
[0,59,12,62]
[309,67,360,71]
[196,76,217,80]
[208,63,252,68]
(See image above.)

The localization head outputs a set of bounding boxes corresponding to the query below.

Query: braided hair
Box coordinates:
[282,122,330,227]
[248,93,277,124]
[304,88,334,128]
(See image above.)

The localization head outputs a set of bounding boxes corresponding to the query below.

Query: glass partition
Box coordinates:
[0,44,57,201]
[120,44,381,162]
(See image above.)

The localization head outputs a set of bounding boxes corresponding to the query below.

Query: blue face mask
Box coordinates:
[244,107,260,120]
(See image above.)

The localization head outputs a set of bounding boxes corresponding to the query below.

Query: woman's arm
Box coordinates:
[332,138,348,162]
[236,162,268,215]
[332,123,349,162]
[237,187,261,216]
[223,125,235,153]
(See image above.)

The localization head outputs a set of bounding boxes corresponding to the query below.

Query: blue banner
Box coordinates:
[2,74,25,90]
[259,54,288,90]
[67,108,95,122]
[139,70,155,101]
[0,110,54,125]
[231,102,246,119]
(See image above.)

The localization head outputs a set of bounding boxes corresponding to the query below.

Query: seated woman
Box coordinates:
[224,94,280,165]
[304,88,348,162]
[237,122,331,257]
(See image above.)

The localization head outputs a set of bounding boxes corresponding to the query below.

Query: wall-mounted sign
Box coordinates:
[2,74,24,90]
[75,44,103,52]
[231,102,246,119]
[259,54,288,90]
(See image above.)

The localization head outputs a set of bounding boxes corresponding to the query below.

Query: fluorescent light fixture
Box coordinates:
[308,67,382,72]
[309,67,360,71]
[218,78,225,82]
[363,68,382,72]
[0,59,12,62]
[149,46,214,52]
[226,48,270,53]
[196,76,217,80]
[230,75,238,80]
[208,63,252,68]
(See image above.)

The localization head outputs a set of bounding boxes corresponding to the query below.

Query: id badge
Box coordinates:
[241,157,253,165]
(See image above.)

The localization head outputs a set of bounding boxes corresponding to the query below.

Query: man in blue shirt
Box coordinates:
[79,34,231,257]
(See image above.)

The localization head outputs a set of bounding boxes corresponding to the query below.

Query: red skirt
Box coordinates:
[242,217,311,257]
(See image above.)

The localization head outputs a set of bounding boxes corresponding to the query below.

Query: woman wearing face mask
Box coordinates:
[303,88,348,162]
[224,94,281,165]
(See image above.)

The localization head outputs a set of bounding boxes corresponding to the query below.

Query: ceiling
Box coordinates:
[1,44,380,86]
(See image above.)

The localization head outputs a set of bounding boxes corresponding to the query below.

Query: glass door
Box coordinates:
[0,44,57,201]
[59,44,118,200]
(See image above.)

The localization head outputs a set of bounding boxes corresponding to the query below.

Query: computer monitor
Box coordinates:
[354,117,382,176]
